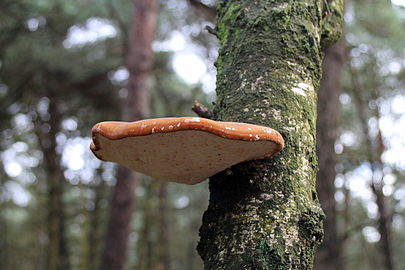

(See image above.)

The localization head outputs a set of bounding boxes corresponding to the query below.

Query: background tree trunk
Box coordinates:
[314,39,346,270]
[136,181,155,270]
[0,164,9,270]
[79,183,90,270]
[99,0,158,269]
[35,95,70,270]
[156,182,171,270]
[88,170,106,270]
[197,1,343,269]
[349,62,395,270]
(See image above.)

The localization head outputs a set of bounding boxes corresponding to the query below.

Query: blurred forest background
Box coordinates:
[0,0,404,270]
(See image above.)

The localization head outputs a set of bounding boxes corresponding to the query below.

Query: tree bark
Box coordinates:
[197,1,343,269]
[314,39,346,270]
[99,0,157,269]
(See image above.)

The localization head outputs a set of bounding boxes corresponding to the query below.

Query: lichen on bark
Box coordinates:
[197,1,343,269]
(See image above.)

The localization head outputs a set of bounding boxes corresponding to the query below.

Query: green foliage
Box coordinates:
[1,0,404,269]
[334,1,405,269]
[0,0,211,269]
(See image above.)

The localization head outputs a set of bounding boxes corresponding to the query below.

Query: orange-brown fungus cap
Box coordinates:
[90,117,284,184]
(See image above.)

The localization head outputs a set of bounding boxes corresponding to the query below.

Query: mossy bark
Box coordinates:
[197,1,343,269]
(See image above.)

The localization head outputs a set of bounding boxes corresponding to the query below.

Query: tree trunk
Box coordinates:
[372,180,394,270]
[349,62,395,270]
[314,39,346,270]
[35,96,70,270]
[156,182,171,270]
[136,181,156,270]
[370,87,395,270]
[197,1,343,269]
[100,167,137,270]
[99,0,157,269]
[0,165,9,270]
[88,170,106,270]
[79,183,90,270]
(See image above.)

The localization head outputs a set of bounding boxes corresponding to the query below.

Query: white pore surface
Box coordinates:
[95,130,279,184]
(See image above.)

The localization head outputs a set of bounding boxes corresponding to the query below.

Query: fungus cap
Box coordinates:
[90,117,284,184]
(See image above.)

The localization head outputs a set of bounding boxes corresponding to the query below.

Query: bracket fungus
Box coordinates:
[90,117,284,184]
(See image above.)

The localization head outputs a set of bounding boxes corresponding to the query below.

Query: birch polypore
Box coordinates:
[90,117,284,184]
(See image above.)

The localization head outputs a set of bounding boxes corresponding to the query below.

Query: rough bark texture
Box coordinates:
[314,39,346,270]
[197,1,343,269]
[99,0,157,269]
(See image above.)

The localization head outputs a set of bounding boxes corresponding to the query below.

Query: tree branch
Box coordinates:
[192,100,212,119]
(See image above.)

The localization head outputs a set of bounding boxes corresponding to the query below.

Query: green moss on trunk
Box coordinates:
[197,1,343,269]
